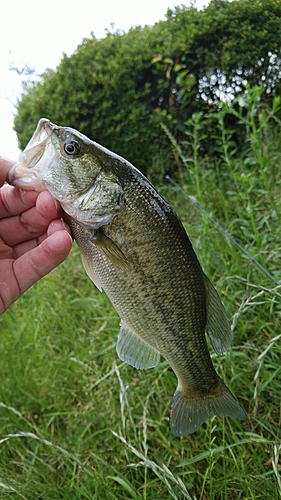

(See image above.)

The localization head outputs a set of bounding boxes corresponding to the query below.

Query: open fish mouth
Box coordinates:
[24,118,53,152]
[7,119,56,191]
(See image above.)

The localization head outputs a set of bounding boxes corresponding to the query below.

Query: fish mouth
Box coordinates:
[7,118,55,191]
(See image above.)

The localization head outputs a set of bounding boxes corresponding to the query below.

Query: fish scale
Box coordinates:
[8,118,246,436]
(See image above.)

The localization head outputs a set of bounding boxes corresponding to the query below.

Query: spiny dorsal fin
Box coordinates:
[116,321,160,369]
[204,275,232,355]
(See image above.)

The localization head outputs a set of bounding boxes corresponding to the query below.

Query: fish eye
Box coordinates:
[64,139,81,155]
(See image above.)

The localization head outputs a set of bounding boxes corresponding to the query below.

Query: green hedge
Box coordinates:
[14,0,281,178]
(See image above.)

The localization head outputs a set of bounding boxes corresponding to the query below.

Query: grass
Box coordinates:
[0,86,280,498]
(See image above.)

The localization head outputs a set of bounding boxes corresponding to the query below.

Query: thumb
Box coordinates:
[0,156,15,187]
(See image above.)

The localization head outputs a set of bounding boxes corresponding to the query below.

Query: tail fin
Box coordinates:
[170,379,246,436]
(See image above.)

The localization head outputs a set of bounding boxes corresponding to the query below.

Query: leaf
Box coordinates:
[107,476,142,500]
[151,55,162,64]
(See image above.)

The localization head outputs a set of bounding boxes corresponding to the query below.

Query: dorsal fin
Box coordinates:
[204,275,232,355]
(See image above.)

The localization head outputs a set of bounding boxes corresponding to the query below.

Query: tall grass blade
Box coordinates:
[166,175,281,287]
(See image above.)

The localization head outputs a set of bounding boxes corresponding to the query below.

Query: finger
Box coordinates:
[11,220,72,258]
[0,192,62,246]
[36,190,63,218]
[0,184,39,218]
[0,184,61,219]
[0,156,14,187]
[14,230,73,293]
[47,219,71,237]
[0,230,72,314]
[19,191,63,235]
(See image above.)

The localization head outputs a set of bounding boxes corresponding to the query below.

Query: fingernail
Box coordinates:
[63,229,73,242]
[62,221,71,232]
[53,198,61,211]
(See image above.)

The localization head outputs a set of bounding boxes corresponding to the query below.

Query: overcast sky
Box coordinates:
[1,0,207,159]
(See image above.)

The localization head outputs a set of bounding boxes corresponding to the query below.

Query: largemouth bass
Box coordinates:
[8,119,246,435]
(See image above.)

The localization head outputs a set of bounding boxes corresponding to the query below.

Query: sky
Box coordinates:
[1,0,207,160]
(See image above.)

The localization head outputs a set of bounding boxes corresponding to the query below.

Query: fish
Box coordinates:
[8,118,246,436]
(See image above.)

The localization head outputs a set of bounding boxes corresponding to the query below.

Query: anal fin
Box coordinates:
[116,321,160,369]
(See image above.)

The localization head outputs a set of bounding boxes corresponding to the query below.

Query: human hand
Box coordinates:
[0,155,73,314]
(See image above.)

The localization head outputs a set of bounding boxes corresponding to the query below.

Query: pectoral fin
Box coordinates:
[91,228,130,269]
[116,321,160,369]
[204,275,232,355]
[81,253,103,291]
